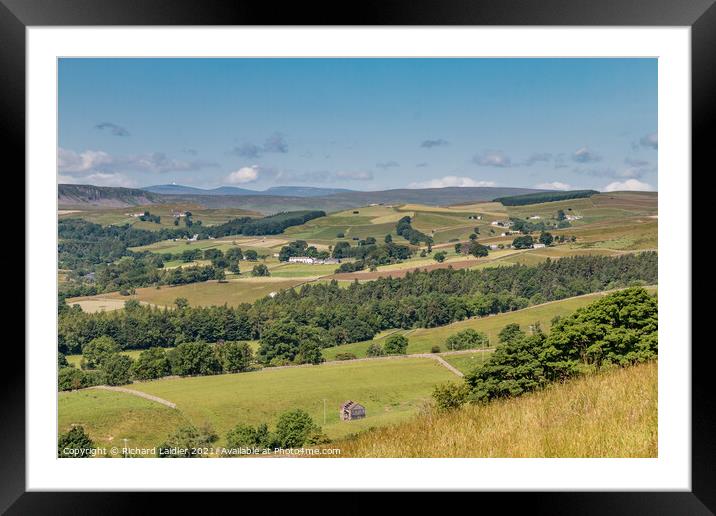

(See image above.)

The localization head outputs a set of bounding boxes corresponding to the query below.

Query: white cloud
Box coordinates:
[58,171,136,187]
[603,179,655,192]
[535,181,571,191]
[58,148,114,174]
[409,176,497,188]
[473,150,512,167]
[226,166,260,184]
[58,147,217,176]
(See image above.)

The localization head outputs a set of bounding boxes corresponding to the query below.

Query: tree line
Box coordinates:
[494,190,598,206]
[60,252,657,362]
[396,215,433,245]
[58,336,255,391]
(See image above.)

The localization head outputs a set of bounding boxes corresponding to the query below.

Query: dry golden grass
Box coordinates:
[330,361,657,458]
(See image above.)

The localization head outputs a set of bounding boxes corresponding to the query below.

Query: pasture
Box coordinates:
[283,203,498,246]
[112,357,456,442]
[59,204,261,230]
[71,277,310,308]
[441,352,494,374]
[58,388,189,450]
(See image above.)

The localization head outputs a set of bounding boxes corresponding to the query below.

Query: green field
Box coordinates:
[65,348,154,368]
[130,236,288,256]
[58,358,457,447]
[70,277,310,308]
[441,352,494,374]
[59,204,261,231]
[58,389,189,450]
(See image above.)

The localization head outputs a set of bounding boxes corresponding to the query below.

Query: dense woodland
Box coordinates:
[59,252,657,361]
[494,190,598,206]
[395,216,433,245]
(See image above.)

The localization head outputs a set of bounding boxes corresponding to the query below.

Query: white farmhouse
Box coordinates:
[288,256,316,264]
[533,243,546,249]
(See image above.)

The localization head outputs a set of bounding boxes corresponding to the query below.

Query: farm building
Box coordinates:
[288,256,316,264]
[533,243,546,249]
[288,256,340,265]
[340,401,366,421]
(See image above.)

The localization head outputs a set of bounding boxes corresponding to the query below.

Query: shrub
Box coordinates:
[430,346,441,353]
[58,426,94,458]
[131,347,171,381]
[383,334,408,355]
[102,354,134,386]
[81,336,119,370]
[335,352,357,361]
[215,341,254,373]
[294,341,325,365]
[225,422,277,452]
[465,332,548,403]
[157,423,218,458]
[58,352,70,368]
[172,341,221,376]
[274,409,324,448]
[541,287,658,379]
[366,342,384,357]
[58,367,105,391]
[432,382,470,411]
[251,264,270,277]
[445,329,489,350]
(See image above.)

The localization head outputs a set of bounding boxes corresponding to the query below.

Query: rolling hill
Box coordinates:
[58,184,163,208]
[60,184,551,213]
[143,184,354,197]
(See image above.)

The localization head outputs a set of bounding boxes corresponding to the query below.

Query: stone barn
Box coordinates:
[340,400,366,421]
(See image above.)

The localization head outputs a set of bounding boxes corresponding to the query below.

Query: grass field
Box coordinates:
[69,277,310,309]
[441,352,494,374]
[130,236,288,255]
[331,360,657,457]
[59,204,261,230]
[65,348,157,368]
[58,389,189,451]
[322,287,656,360]
[63,358,457,443]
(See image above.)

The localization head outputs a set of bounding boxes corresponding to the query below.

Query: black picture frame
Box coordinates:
[1,0,709,512]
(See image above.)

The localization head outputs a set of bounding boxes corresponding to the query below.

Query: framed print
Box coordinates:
[2,0,712,511]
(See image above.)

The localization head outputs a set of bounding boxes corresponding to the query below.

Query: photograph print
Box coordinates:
[57,58,658,459]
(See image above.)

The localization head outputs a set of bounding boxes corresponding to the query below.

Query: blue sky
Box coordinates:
[58,58,657,192]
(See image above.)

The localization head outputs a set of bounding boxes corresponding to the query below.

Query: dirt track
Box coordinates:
[91,385,177,409]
